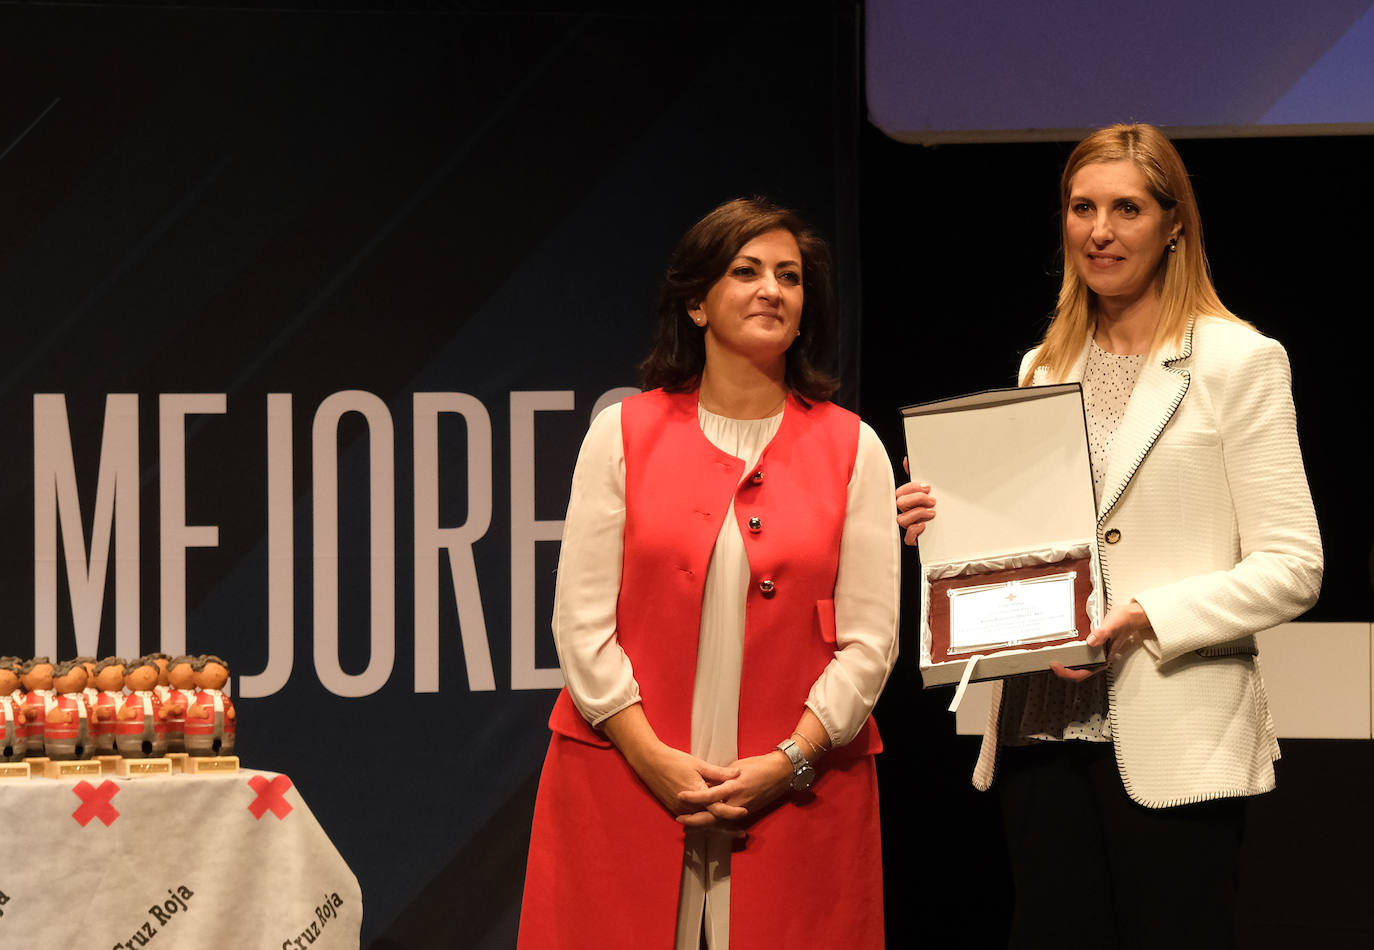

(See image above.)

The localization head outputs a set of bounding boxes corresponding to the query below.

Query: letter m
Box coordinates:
[34,394,139,659]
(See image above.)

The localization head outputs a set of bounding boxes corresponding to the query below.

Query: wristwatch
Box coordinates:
[776,739,816,791]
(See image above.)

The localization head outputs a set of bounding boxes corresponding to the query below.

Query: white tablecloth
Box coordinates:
[0,768,361,948]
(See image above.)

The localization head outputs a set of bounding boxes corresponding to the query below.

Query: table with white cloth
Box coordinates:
[0,768,361,949]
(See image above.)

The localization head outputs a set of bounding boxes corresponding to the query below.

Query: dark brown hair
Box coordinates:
[640,197,839,402]
[93,656,127,674]
[51,659,86,679]
[19,656,52,674]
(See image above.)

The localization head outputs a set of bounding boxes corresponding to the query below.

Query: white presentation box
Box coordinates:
[902,383,1106,689]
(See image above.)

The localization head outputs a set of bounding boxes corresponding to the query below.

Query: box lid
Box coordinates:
[901,383,1097,566]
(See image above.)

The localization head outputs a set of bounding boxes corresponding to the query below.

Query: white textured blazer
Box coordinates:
[972,316,1324,807]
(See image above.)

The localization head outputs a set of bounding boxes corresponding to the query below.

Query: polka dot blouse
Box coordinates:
[1001,339,1146,744]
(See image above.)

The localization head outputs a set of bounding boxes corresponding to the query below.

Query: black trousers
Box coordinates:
[998,741,1246,950]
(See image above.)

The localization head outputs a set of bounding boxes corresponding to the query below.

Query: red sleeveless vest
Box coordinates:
[520,390,884,950]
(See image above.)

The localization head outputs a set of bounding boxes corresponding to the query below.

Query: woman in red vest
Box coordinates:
[519,198,900,949]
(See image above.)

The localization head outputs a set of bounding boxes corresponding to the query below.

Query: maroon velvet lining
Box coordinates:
[927,556,1093,665]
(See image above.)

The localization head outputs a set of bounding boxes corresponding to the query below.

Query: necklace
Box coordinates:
[698,390,787,420]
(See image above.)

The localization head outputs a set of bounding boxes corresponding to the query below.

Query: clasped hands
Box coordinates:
[635,742,794,832]
[895,467,1155,680]
[604,704,796,832]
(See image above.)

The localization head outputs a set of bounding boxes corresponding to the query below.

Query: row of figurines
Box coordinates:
[0,654,236,762]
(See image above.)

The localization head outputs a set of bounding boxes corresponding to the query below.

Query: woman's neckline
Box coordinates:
[696,388,788,421]
[697,401,786,423]
[1090,337,1148,359]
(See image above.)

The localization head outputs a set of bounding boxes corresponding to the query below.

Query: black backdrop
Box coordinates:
[2,2,1371,947]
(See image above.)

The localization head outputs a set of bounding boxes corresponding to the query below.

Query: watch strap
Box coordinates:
[776,739,816,790]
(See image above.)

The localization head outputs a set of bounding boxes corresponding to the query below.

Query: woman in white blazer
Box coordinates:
[896,124,1322,949]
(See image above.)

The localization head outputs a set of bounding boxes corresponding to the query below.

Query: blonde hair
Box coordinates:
[1023,123,1249,384]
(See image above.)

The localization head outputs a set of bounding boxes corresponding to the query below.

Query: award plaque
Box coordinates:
[948,572,1076,653]
[926,557,1094,665]
[902,384,1106,689]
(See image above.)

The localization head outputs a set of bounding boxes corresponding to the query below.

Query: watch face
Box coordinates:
[792,764,816,791]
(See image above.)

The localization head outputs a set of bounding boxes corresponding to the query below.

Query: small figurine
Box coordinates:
[162,655,197,754]
[148,652,172,688]
[115,657,169,759]
[19,657,55,758]
[0,657,23,696]
[75,656,100,710]
[0,657,27,762]
[88,657,127,756]
[45,660,93,760]
[184,655,235,757]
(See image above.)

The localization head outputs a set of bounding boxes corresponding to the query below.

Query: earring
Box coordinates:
[1167,237,1178,253]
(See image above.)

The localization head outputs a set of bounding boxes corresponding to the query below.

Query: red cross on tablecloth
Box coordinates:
[72,779,120,827]
[248,774,294,820]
